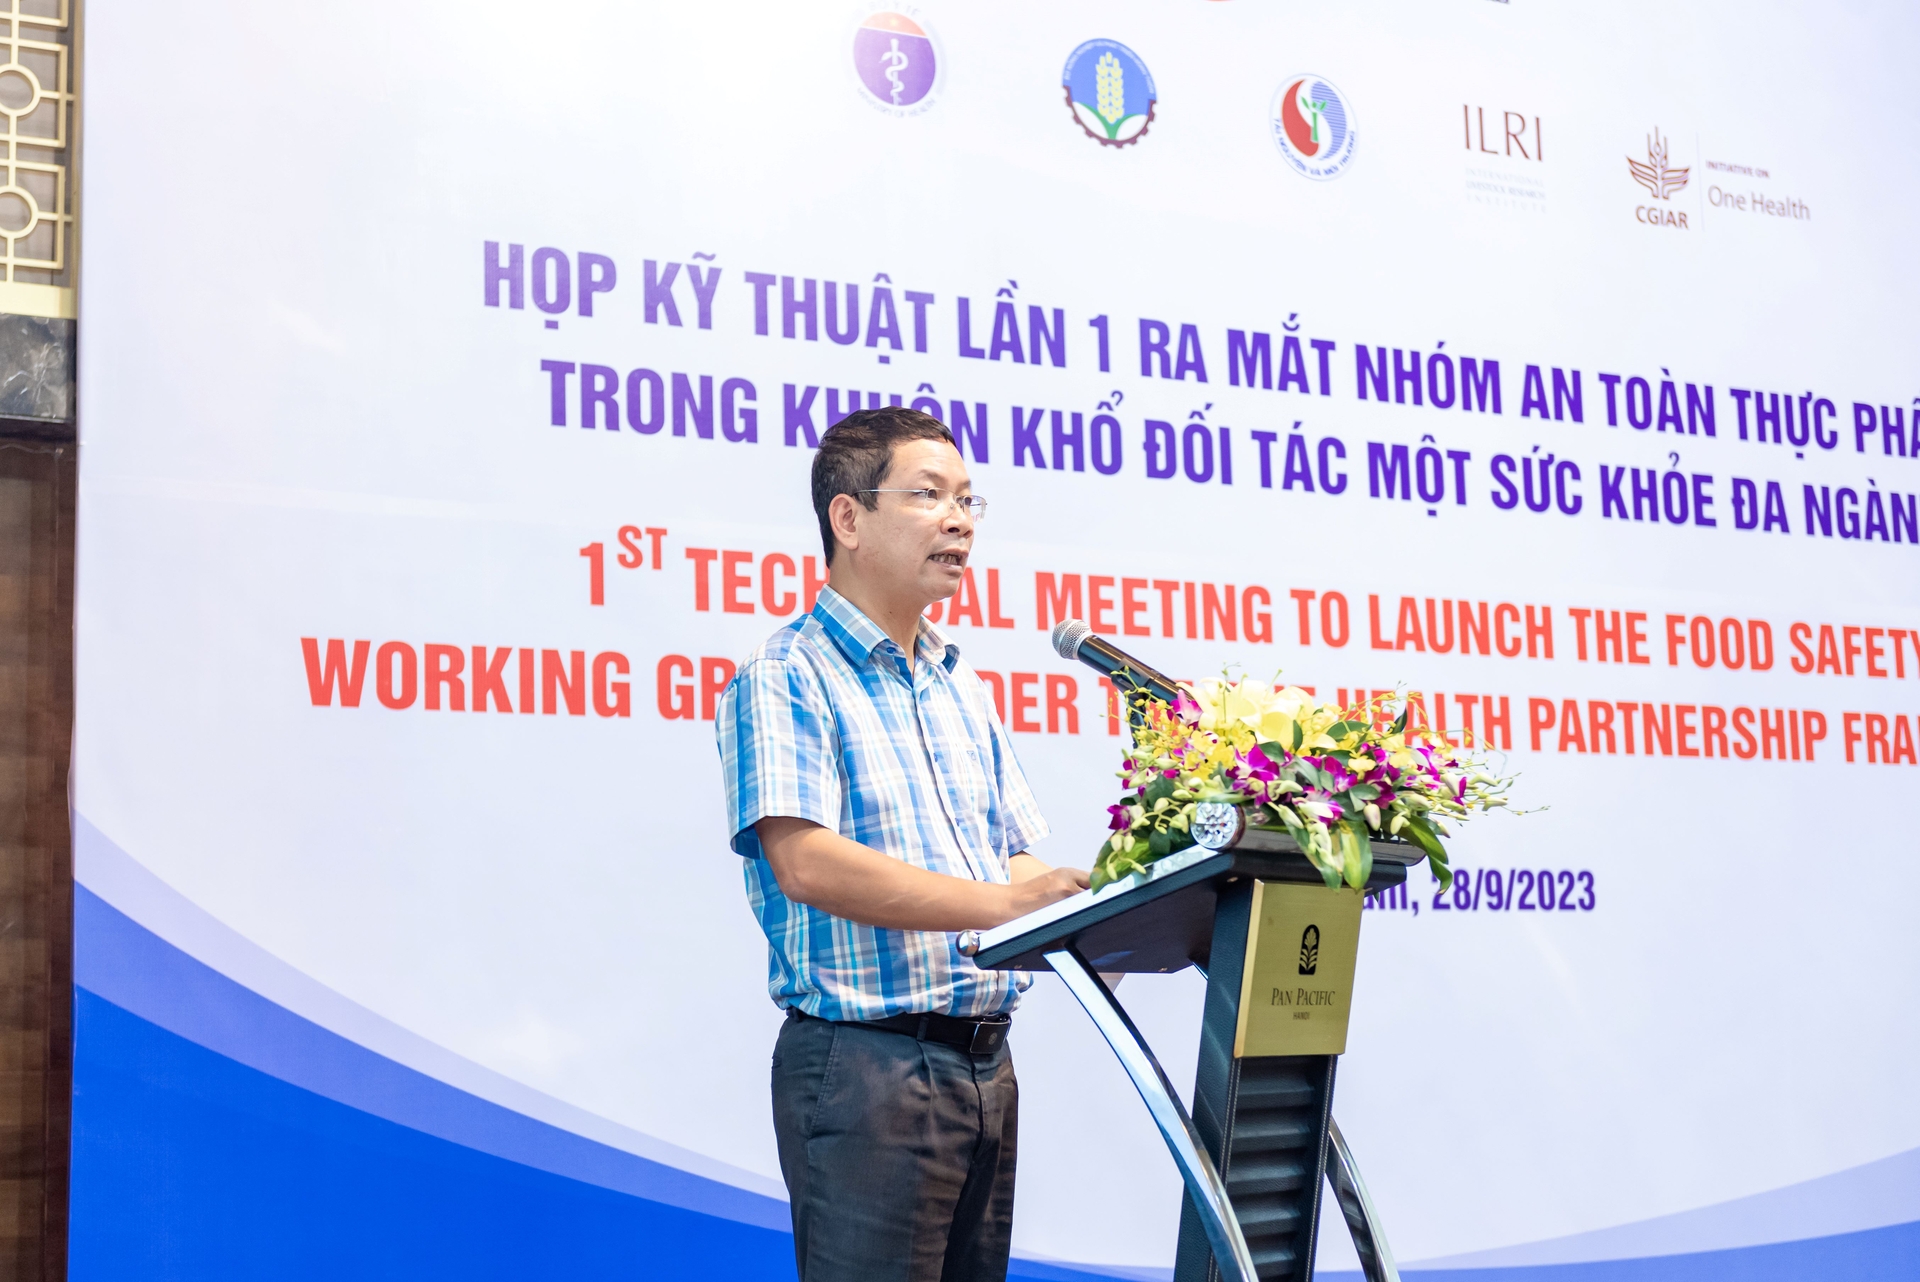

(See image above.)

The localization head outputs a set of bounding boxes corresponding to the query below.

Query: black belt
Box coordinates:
[793,1007,1011,1056]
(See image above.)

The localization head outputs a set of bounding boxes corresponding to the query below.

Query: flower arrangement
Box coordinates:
[1092,676,1518,892]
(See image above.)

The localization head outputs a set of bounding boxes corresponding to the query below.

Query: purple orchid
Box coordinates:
[1223,746,1284,801]
[1303,755,1357,793]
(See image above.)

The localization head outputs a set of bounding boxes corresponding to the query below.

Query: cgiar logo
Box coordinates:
[1271,74,1357,180]
[1062,39,1156,147]
[850,7,943,117]
[1298,924,1320,975]
[1629,128,1690,199]
[1629,127,1691,230]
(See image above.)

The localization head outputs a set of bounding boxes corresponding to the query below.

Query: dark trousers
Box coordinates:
[772,1011,1019,1282]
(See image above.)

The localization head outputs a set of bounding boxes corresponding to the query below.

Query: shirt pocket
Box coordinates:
[944,742,997,851]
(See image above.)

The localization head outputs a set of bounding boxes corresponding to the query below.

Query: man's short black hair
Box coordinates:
[811,407,957,564]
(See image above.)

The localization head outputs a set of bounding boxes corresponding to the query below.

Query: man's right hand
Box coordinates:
[758,816,1088,932]
[1006,852,1082,921]
[1005,861,1090,920]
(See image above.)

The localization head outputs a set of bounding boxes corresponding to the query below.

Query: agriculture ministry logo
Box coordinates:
[1271,74,1357,179]
[1063,39,1156,147]
[851,8,942,116]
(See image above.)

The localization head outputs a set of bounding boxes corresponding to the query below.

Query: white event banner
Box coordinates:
[72,1,1920,1277]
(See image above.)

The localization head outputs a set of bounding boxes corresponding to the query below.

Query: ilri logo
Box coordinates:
[1298,924,1320,975]
[1628,128,1690,200]
[1461,103,1547,214]
[1463,106,1542,160]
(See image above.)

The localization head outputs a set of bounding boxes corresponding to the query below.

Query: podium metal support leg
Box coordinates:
[1044,948,1260,1282]
[1326,1118,1400,1282]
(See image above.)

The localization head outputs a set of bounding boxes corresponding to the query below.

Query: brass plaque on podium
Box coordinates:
[1233,881,1364,1058]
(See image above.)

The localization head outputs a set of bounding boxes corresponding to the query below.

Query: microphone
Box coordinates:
[1050,619,1184,705]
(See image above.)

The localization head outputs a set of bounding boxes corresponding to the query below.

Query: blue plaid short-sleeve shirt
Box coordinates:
[716,586,1049,1022]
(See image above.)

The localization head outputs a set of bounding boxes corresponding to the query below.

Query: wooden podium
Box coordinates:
[965,806,1413,1282]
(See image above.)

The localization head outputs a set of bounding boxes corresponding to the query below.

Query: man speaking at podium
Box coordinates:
[717,407,1089,1282]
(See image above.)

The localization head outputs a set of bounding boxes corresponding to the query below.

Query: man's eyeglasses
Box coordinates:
[858,488,989,520]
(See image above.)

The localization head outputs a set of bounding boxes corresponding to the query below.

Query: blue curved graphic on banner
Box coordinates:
[69,840,1918,1280]
[73,883,791,1229]
[1322,1219,1920,1280]
[71,988,798,1280]
[68,876,1147,1281]
[70,815,798,1209]
[1411,1144,1920,1271]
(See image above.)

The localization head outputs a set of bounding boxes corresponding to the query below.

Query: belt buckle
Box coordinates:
[968,1018,1008,1056]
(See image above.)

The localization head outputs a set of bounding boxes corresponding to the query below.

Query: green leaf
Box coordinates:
[1390,705,1409,735]
[1337,819,1372,890]
[1399,813,1447,862]
[1147,828,1172,857]
[1397,815,1454,892]
[1143,776,1176,807]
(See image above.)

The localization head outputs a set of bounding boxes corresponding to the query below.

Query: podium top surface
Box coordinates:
[972,841,1417,974]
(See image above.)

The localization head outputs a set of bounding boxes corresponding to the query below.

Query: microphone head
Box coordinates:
[1051,618,1091,661]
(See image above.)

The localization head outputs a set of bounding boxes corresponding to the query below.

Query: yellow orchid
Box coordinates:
[1186,677,1323,749]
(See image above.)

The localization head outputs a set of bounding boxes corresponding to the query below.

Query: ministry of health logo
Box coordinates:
[1271,74,1357,180]
[851,8,942,116]
[1062,39,1156,147]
